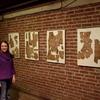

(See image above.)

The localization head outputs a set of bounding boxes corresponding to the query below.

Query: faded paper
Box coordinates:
[77,28,100,67]
[8,33,20,58]
[47,30,65,63]
[25,32,39,60]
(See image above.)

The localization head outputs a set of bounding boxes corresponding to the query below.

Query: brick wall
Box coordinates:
[0,2,100,100]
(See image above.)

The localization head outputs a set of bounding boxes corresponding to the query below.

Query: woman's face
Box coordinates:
[1,42,8,53]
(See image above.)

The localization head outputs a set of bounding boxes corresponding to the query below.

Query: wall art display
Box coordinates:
[8,33,20,58]
[25,31,39,60]
[77,27,100,67]
[47,30,65,63]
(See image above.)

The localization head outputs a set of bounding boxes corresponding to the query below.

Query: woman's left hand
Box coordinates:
[12,74,16,84]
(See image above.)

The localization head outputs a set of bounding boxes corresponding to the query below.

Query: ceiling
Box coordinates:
[0,0,100,14]
[0,0,56,14]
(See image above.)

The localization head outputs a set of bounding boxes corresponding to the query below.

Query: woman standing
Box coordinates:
[0,41,16,100]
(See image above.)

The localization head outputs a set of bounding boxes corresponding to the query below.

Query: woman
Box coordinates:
[0,41,15,100]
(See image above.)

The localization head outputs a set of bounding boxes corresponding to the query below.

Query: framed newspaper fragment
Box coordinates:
[47,30,65,63]
[77,28,100,67]
[25,31,39,60]
[8,33,20,58]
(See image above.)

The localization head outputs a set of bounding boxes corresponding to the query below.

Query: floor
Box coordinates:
[9,88,44,100]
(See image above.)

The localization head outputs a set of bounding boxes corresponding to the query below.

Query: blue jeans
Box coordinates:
[0,79,12,100]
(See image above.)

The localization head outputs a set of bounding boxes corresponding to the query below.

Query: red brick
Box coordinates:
[0,2,100,100]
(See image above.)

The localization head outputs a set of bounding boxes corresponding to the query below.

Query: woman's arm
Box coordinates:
[10,54,16,84]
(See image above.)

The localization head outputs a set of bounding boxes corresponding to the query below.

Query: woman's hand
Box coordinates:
[12,74,16,84]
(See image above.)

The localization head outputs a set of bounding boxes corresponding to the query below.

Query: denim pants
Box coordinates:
[0,79,12,100]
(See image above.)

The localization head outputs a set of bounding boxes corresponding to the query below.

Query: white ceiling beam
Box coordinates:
[3,0,100,19]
